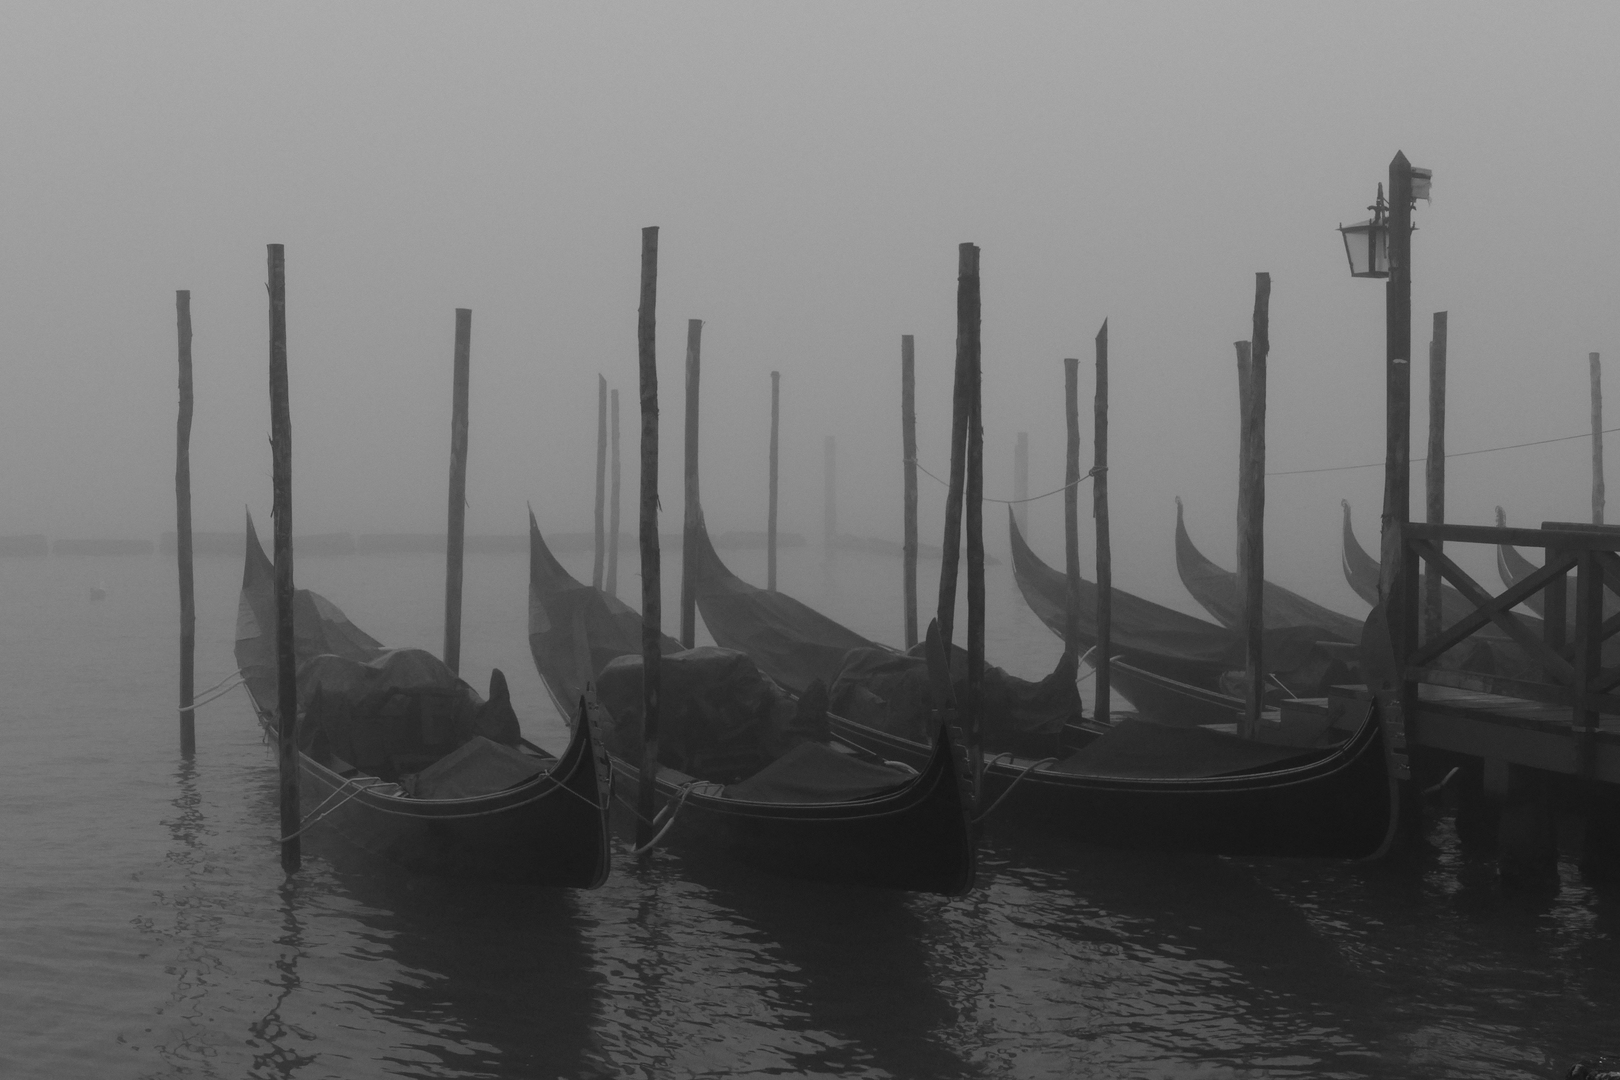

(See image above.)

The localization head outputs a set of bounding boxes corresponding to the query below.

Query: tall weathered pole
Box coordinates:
[606,388,622,596]
[1380,153,1415,639]
[1093,322,1112,725]
[593,374,608,589]
[679,319,703,649]
[901,335,919,649]
[1425,312,1448,643]
[768,370,780,593]
[963,246,985,800]
[1593,352,1605,525]
[937,245,976,649]
[1063,357,1082,656]
[175,290,195,757]
[823,435,837,547]
[1013,431,1029,536]
[1238,275,1269,737]
[635,227,662,850]
[267,244,299,875]
[443,308,472,675]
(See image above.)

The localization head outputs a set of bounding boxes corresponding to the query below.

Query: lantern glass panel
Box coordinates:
[1338,219,1389,279]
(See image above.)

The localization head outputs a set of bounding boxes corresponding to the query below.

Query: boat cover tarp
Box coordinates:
[723,741,912,803]
[828,644,1079,755]
[408,735,549,800]
[1049,717,1320,780]
[293,648,523,782]
[595,646,831,783]
[1175,499,1363,644]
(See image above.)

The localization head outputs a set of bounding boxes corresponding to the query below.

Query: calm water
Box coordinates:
[4,545,1618,1079]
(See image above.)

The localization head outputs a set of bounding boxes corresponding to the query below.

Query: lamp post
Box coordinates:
[1339,153,1431,646]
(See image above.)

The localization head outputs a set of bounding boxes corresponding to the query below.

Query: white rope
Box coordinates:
[627,781,698,856]
[971,755,1060,824]
[182,674,245,712]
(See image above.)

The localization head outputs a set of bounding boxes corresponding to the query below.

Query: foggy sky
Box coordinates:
[2,2,1617,618]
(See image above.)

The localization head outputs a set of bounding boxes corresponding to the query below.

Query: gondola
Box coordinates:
[684,509,1084,747]
[1175,498,1362,644]
[526,512,976,895]
[1008,509,1277,726]
[235,514,612,886]
[685,508,1393,856]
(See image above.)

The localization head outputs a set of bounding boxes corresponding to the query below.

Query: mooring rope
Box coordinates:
[181,674,245,712]
[1269,423,1620,477]
[627,781,700,857]
[970,755,1061,824]
[275,777,382,843]
[909,458,1103,505]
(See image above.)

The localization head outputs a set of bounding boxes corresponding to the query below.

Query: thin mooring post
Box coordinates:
[1063,357,1082,656]
[1013,431,1029,535]
[1593,352,1605,525]
[636,226,662,850]
[593,374,608,589]
[175,290,195,757]
[606,388,622,596]
[901,334,919,649]
[1093,323,1111,724]
[1424,312,1448,643]
[679,319,703,649]
[823,435,837,547]
[963,245,985,798]
[443,308,472,676]
[768,370,780,593]
[937,244,976,649]
[267,244,299,875]
[1238,273,1269,737]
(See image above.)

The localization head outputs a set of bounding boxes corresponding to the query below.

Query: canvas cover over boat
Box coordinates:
[594,645,840,784]
[828,644,1079,755]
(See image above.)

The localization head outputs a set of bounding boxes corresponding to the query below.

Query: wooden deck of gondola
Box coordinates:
[1323,683,1620,782]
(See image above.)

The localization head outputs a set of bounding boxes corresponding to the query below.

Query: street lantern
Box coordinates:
[1338,183,1390,278]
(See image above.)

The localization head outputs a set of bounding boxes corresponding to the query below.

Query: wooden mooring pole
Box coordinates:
[636,226,662,851]
[937,246,975,650]
[1062,358,1082,657]
[1593,352,1605,526]
[267,244,299,875]
[1093,324,1111,724]
[1425,312,1448,643]
[823,436,837,548]
[679,319,703,649]
[963,246,985,799]
[901,335,919,649]
[593,374,608,589]
[1238,275,1269,737]
[768,370,780,593]
[1013,431,1029,536]
[443,308,472,676]
[175,290,195,757]
[606,388,621,596]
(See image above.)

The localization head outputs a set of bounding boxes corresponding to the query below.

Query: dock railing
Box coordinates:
[1400,520,1620,776]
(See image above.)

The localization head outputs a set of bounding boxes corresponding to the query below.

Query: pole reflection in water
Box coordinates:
[248,881,318,1077]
